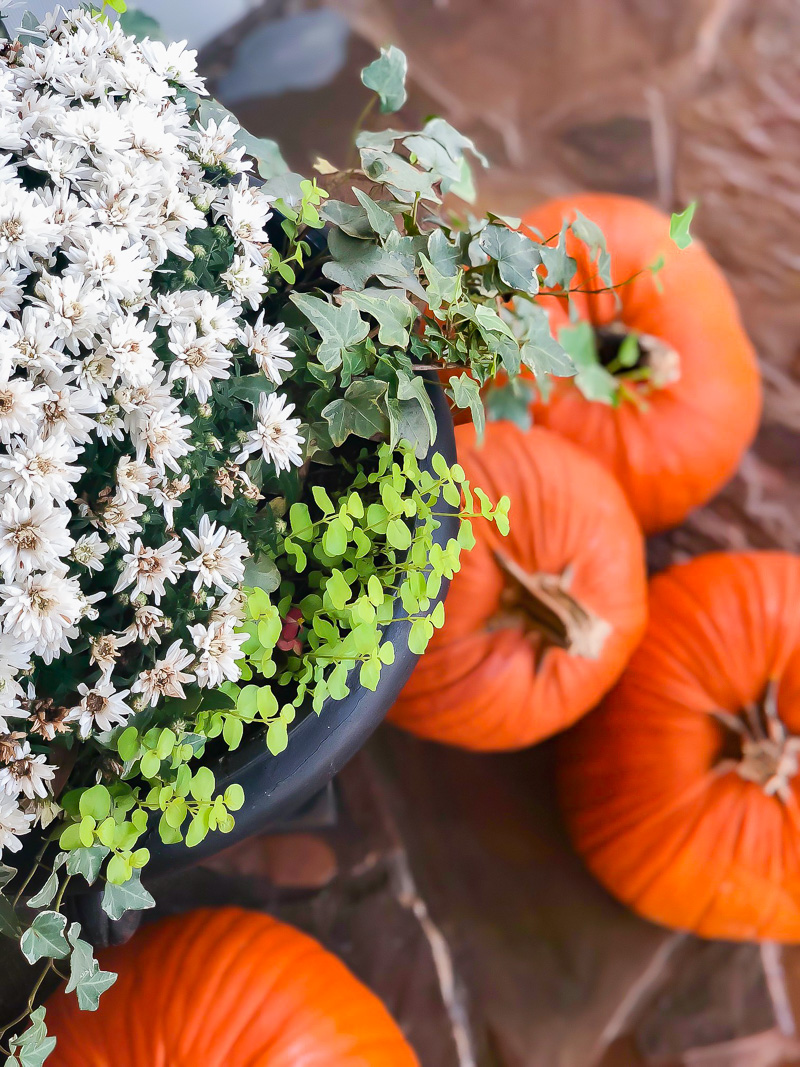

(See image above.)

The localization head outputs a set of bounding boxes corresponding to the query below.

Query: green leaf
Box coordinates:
[65,923,117,1011]
[321,379,389,447]
[616,332,640,368]
[485,379,535,430]
[479,225,541,294]
[190,766,215,803]
[361,46,408,113]
[537,222,577,287]
[27,871,59,909]
[0,863,15,888]
[0,893,21,937]
[290,293,369,372]
[352,188,396,240]
[20,910,70,964]
[387,517,412,551]
[342,289,417,348]
[117,726,139,762]
[395,372,436,451]
[448,374,485,437]
[513,302,575,379]
[223,715,244,750]
[327,569,351,611]
[242,552,281,593]
[227,373,275,406]
[360,658,381,691]
[6,1007,56,1067]
[420,253,462,309]
[558,323,618,404]
[670,201,697,249]
[266,719,288,755]
[224,784,245,811]
[101,870,155,922]
[79,784,111,822]
[408,618,434,655]
[118,9,163,40]
[570,210,612,286]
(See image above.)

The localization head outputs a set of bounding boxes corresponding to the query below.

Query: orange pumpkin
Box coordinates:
[560,552,800,942]
[389,421,647,750]
[524,193,761,534]
[45,907,419,1066]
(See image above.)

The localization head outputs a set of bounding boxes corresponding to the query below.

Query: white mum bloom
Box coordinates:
[0,498,74,580]
[139,38,206,94]
[40,374,103,443]
[120,602,165,646]
[66,680,132,739]
[33,273,105,353]
[212,178,273,264]
[99,315,158,389]
[136,406,194,475]
[132,639,194,707]
[193,292,242,346]
[0,185,58,270]
[0,794,34,856]
[115,455,155,502]
[240,316,294,384]
[64,229,152,303]
[235,391,304,472]
[0,570,83,662]
[0,307,65,375]
[167,321,232,403]
[70,532,109,573]
[0,741,56,800]
[189,616,247,688]
[0,375,46,443]
[114,536,185,604]
[0,266,26,326]
[220,254,267,310]
[0,433,85,504]
[90,493,146,551]
[183,515,249,594]
[149,475,189,528]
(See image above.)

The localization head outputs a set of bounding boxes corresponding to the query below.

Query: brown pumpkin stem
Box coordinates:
[711,680,800,802]
[492,550,612,660]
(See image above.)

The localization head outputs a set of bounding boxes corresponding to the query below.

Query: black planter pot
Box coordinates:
[63,372,457,945]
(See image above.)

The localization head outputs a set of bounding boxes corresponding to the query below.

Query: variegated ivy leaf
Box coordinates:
[570,209,613,286]
[448,374,485,437]
[510,302,575,379]
[6,1006,55,1067]
[0,862,16,887]
[66,844,110,886]
[479,225,541,295]
[101,869,155,922]
[485,378,536,430]
[537,221,577,288]
[352,189,396,240]
[361,46,407,113]
[66,922,117,1011]
[558,322,618,404]
[290,293,369,372]
[359,147,440,205]
[426,229,461,277]
[20,909,70,964]
[321,379,390,447]
[670,201,697,249]
[341,289,417,348]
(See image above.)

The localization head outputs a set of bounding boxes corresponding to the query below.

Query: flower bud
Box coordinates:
[182,269,197,285]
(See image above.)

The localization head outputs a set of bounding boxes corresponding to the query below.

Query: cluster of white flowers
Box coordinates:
[0,9,307,856]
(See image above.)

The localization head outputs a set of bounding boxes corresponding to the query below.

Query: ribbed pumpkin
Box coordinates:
[560,552,800,942]
[45,908,419,1066]
[388,421,647,750]
[524,193,761,534]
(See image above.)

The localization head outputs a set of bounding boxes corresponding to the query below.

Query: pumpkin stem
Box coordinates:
[595,324,681,389]
[711,681,800,801]
[492,550,612,660]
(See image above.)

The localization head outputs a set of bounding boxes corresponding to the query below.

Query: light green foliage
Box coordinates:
[361,46,408,113]
[670,201,697,249]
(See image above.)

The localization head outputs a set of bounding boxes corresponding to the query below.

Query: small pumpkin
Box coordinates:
[523,193,762,534]
[389,421,647,750]
[560,552,800,942]
[45,907,419,1066]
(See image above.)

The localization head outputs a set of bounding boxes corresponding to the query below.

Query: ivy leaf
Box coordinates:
[559,322,618,404]
[670,201,697,249]
[570,210,612,286]
[20,910,70,964]
[341,289,417,348]
[242,552,281,593]
[101,870,155,923]
[27,871,59,908]
[396,372,436,448]
[448,374,485,438]
[290,294,369,372]
[6,1007,55,1067]
[426,229,460,277]
[360,147,439,205]
[352,188,396,240]
[538,222,577,288]
[322,197,397,240]
[65,923,117,1011]
[234,130,289,180]
[321,379,389,447]
[66,845,110,886]
[420,253,462,309]
[421,116,488,170]
[512,302,575,379]
[485,379,535,430]
[479,225,541,295]
[361,46,407,113]
[0,892,21,937]
[0,863,16,888]
[227,373,275,406]
[118,10,164,41]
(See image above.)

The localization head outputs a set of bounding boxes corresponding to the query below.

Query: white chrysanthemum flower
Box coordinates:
[220,254,267,310]
[211,177,273,264]
[0,266,26,326]
[0,570,83,662]
[0,741,56,800]
[191,115,249,172]
[183,515,249,594]
[132,639,194,707]
[0,793,34,856]
[167,321,232,403]
[193,292,242,346]
[25,136,91,185]
[99,315,158,389]
[66,680,132,739]
[189,617,247,688]
[240,315,294,384]
[235,392,304,472]
[136,406,194,475]
[139,38,206,94]
[33,273,106,353]
[70,532,109,573]
[149,475,189,528]
[40,374,103,443]
[0,497,74,580]
[0,375,46,443]
[115,455,155,502]
[64,229,152,303]
[0,433,85,505]
[120,602,166,646]
[90,493,146,551]
[114,536,185,604]
[0,184,59,269]
[0,307,65,375]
